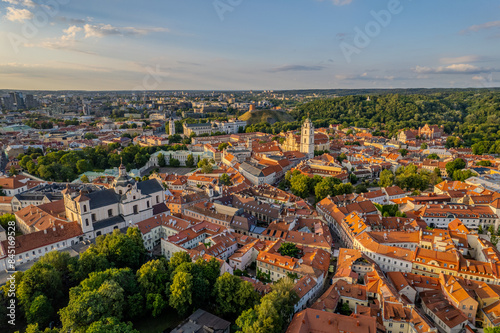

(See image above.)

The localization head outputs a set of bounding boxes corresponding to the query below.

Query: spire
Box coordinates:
[118,157,127,177]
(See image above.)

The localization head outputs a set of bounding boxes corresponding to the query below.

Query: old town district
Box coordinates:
[2,119,500,333]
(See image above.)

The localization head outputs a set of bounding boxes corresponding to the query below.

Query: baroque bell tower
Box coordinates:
[300,117,314,159]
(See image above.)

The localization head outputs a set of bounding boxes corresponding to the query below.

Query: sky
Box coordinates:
[0,0,499,91]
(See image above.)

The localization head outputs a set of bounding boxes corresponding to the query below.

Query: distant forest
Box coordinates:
[245,90,500,151]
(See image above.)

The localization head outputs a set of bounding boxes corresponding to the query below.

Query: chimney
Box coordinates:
[356,321,360,327]
[43,229,47,234]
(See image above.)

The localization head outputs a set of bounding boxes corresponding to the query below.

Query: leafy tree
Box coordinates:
[26,294,53,327]
[18,262,64,316]
[446,136,461,149]
[355,183,368,194]
[24,324,59,333]
[136,259,169,317]
[236,277,297,333]
[278,243,300,258]
[427,153,440,160]
[186,154,195,168]
[349,173,358,184]
[339,302,352,315]
[76,159,92,174]
[0,213,15,230]
[446,158,466,178]
[84,133,98,140]
[59,268,142,332]
[452,169,476,181]
[485,328,500,333]
[60,280,126,332]
[394,164,431,191]
[169,271,193,316]
[290,173,311,198]
[198,158,209,168]
[9,166,18,176]
[337,152,347,163]
[420,142,428,149]
[169,252,192,273]
[69,247,110,282]
[169,158,180,168]
[214,273,259,317]
[20,155,32,169]
[218,142,229,151]
[157,153,166,167]
[314,177,352,201]
[86,317,139,333]
[477,160,492,166]
[379,169,395,187]
[80,174,90,183]
[398,149,408,157]
[492,235,499,247]
[201,163,213,174]
[220,173,232,186]
[92,228,146,271]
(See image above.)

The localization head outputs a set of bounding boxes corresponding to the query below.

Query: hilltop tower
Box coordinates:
[300,117,314,159]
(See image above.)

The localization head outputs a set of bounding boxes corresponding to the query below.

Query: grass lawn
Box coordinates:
[133,311,183,333]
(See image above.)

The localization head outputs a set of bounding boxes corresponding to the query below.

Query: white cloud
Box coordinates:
[439,55,480,64]
[413,64,496,75]
[462,20,500,33]
[5,7,33,22]
[2,0,36,8]
[62,25,83,41]
[83,24,169,38]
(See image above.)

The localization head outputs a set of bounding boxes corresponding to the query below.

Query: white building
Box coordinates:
[63,163,166,239]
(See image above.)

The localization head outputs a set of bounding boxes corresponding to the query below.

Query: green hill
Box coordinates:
[239,109,295,125]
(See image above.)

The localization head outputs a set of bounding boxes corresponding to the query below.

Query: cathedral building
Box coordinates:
[281,118,328,158]
[63,163,166,238]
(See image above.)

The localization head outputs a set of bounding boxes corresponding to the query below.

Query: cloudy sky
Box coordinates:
[0,0,499,90]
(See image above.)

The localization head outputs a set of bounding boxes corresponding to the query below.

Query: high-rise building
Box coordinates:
[25,94,37,109]
[9,92,25,110]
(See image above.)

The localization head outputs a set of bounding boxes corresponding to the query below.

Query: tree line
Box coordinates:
[17,143,188,182]
[244,91,500,147]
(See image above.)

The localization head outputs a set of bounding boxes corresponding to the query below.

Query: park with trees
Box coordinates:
[17,143,188,183]
[0,228,297,333]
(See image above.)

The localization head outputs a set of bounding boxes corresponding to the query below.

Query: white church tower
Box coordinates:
[169,117,175,136]
[300,117,314,159]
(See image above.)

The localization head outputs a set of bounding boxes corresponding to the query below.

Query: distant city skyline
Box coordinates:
[0,0,499,90]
